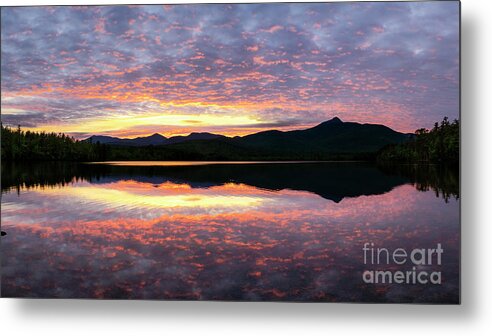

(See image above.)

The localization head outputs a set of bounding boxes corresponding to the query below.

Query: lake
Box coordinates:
[0,161,459,302]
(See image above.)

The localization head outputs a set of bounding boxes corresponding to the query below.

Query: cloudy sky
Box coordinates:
[1,2,459,139]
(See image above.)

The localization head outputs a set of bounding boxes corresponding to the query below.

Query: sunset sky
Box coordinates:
[1,2,459,139]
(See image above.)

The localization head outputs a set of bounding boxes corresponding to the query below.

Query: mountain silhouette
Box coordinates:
[84,117,410,160]
[86,132,225,146]
[233,117,408,153]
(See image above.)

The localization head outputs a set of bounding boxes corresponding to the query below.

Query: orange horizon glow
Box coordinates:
[2,94,420,139]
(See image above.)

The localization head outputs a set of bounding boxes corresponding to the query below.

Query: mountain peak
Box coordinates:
[327,116,342,123]
[312,117,344,129]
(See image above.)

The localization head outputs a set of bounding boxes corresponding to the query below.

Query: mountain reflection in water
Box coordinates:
[1,161,458,203]
[1,162,459,302]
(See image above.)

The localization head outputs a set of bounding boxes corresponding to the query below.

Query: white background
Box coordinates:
[0,0,490,335]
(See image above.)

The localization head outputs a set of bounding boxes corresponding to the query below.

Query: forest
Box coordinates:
[1,124,110,161]
[377,117,459,164]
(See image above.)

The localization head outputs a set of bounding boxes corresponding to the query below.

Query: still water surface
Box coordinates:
[1,161,459,302]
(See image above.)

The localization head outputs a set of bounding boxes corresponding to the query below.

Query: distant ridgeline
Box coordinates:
[0,117,459,162]
[83,117,409,161]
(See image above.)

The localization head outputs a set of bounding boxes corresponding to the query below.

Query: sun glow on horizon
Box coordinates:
[2,94,420,139]
[21,110,271,139]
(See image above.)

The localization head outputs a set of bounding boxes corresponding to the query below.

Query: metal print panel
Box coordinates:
[0,1,460,303]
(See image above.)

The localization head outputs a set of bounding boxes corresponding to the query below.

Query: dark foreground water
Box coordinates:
[1,161,459,303]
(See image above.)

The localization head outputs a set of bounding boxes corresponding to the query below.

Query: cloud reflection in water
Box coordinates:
[1,176,459,302]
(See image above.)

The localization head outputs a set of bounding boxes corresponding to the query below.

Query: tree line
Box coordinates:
[377,117,459,164]
[1,124,110,161]
[1,118,459,163]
